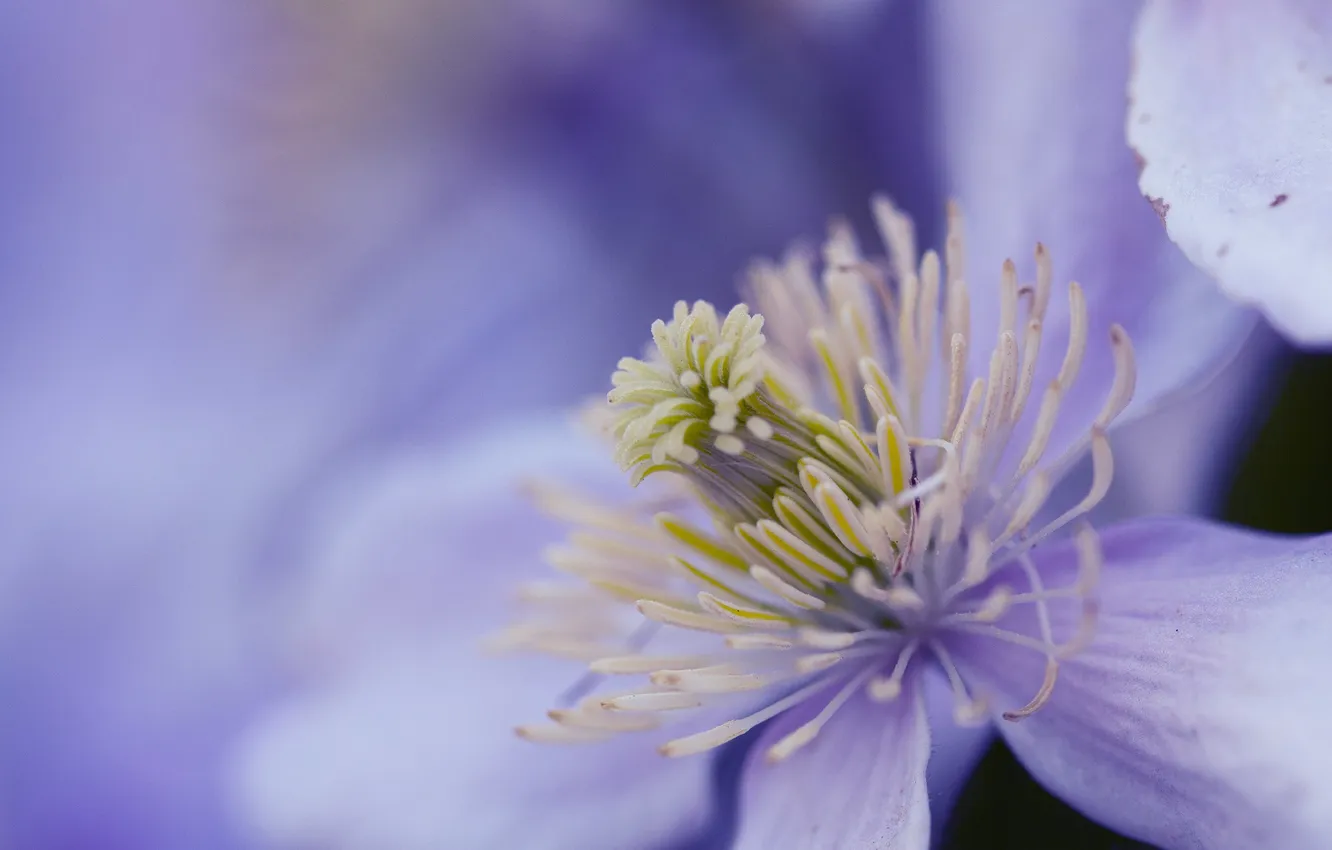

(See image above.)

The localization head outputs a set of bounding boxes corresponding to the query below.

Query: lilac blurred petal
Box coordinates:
[930,0,1254,462]
[232,421,720,849]
[948,518,1332,849]
[1129,0,1332,346]
[732,681,930,850]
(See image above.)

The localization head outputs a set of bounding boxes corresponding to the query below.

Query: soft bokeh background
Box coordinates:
[2,1,1327,848]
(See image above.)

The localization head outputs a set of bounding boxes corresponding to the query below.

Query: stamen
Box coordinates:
[795,652,845,674]
[767,666,879,763]
[590,654,715,675]
[652,511,751,572]
[1013,382,1061,479]
[1093,324,1137,429]
[962,527,993,588]
[726,633,796,650]
[999,259,1019,339]
[1032,242,1053,322]
[601,691,703,712]
[516,724,615,745]
[810,328,861,429]
[636,600,746,634]
[813,483,879,559]
[1055,283,1088,391]
[773,489,847,555]
[697,592,798,626]
[930,641,989,726]
[753,519,851,582]
[950,378,986,449]
[798,628,862,650]
[671,556,759,606]
[869,639,919,701]
[995,470,1051,547]
[1024,429,1113,547]
[942,333,968,439]
[918,250,942,376]
[875,415,911,497]
[650,671,770,694]
[735,523,829,589]
[871,194,917,287]
[1009,318,1042,423]
[998,552,1060,721]
[884,584,928,611]
[1002,658,1058,721]
[548,707,661,733]
[972,585,1013,621]
[750,565,827,610]
[850,567,891,603]
[659,676,841,757]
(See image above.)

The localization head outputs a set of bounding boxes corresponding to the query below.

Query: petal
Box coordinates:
[233,644,720,850]
[231,421,721,849]
[1129,0,1332,346]
[732,678,931,850]
[930,0,1255,460]
[947,517,1332,849]
[276,418,623,666]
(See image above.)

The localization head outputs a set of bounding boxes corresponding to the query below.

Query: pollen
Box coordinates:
[502,196,1135,762]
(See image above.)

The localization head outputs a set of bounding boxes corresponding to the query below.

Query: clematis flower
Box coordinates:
[235,190,1332,850]
[231,2,1321,849]
[499,200,1332,849]
[1128,0,1332,346]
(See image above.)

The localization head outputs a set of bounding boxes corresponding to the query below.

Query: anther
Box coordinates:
[868,640,919,702]
[1055,283,1088,391]
[1032,242,1053,322]
[1094,324,1137,429]
[1001,657,1059,721]
[516,724,615,745]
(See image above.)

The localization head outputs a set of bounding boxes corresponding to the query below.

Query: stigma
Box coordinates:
[500,197,1135,763]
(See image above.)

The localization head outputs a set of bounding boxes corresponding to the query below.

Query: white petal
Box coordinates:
[1129,0,1332,345]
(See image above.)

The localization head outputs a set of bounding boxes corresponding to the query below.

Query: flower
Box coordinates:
[233,190,1332,850]
[229,3,1312,849]
[510,199,1128,759]
[491,198,1332,850]
[1128,0,1332,346]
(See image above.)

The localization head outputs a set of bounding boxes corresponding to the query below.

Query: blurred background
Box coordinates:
[1,1,1327,848]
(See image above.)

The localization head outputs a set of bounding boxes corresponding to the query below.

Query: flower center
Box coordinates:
[498,197,1135,762]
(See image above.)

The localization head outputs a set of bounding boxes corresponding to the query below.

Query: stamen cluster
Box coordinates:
[499,198,1136,763]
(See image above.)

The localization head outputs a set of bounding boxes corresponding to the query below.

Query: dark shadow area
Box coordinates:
[1225,352,1332,533]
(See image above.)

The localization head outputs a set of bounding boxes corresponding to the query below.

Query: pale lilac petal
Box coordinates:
[233,644,718,850]
[1129,0,1332,346]
[931,0,1254,461]
[947,518,1332,849]
[231,422,718,849]
[733,679,931,850]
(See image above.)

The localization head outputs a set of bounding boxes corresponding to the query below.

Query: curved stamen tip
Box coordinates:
[1002,657,1059,721]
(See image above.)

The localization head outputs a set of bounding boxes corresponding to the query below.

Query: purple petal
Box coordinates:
[1129,0,1332,346]
[732,679,931,850]
[930,0,1254,460]
[231,422,720,849]
[947,517,1332,849]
